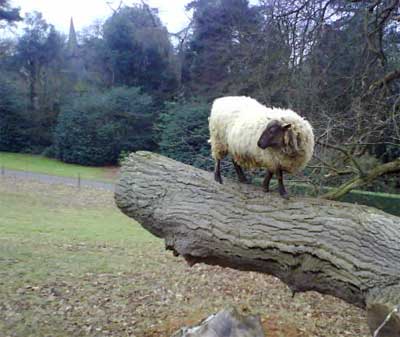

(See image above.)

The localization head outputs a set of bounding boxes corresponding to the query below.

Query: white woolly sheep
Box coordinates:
[209,96,314,198]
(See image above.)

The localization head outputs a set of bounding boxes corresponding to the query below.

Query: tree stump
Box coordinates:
[171,307,265,337]
[114,151,400,337]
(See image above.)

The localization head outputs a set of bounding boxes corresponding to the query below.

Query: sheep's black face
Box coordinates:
[257,121,291,149]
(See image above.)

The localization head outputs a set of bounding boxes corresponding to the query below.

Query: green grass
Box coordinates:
[0,180,159,287]
[0,178,370,337]
[0,178,164,336]
[0,152,116,182]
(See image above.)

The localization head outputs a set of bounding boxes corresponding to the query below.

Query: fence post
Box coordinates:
[77,173,81,189]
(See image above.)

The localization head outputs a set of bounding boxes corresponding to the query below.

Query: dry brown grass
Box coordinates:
[0,177,370,337]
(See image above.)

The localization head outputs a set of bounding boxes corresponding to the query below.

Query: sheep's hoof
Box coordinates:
[279,191,290,200]
[214,174,223,184]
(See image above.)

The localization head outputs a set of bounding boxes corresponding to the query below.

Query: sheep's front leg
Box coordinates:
[276,168,289,199]
[262,170,273,192]
[214,159,223,184]
[232,160,247,183]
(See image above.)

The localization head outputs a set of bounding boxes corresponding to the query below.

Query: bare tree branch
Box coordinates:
[322,157,400,199]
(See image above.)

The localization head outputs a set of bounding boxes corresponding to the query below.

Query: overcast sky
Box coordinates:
[10,0,192,34]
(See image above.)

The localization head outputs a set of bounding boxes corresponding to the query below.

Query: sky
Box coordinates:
[10,0,192,34]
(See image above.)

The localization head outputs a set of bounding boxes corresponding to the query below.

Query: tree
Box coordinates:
[15,12,64,112]
[12,12,65,152]
[0,77,29,152]
[158,101,212,170]
[0,0,21,28]
[78,21,111,88]
[115,151,400,337]
[182,0,263,99]
[252,0,400,197]
[53,87,156,165]
[102,5,179,99]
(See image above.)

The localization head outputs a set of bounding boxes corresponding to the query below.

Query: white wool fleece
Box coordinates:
[209,96,314,174]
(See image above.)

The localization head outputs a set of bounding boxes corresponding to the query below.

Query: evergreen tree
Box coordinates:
[102,5,179,99]
[182,0,261,99]
[158,101,212,170]
[0,78,28,152]
[54,87,156,165]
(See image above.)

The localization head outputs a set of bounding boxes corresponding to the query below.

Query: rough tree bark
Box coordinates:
[115,152,400,337]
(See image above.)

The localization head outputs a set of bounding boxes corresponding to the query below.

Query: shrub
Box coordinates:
[157,101,213,170]
[53,87,156,166]
[0,78,29,152]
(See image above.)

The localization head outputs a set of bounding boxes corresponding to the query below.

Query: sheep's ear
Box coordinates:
[284,128,299,153]
[282,123,292,130]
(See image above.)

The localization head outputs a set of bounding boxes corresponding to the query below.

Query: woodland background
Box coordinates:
[0,0,399,197]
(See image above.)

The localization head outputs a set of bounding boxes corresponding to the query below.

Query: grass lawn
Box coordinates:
[0,152,117,182]
[0,177,370,337]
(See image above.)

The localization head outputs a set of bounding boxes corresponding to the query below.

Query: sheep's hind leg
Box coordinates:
[277,168,289,199]
[214,159,223,184]
[232,160,248,183]
[262,170,273,192]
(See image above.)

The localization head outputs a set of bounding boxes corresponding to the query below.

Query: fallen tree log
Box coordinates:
[114,151,400,337]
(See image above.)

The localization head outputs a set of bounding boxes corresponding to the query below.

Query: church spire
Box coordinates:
[65,17,86,85]
[67,17,78,57]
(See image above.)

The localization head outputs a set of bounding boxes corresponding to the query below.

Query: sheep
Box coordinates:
[209,96,314,198]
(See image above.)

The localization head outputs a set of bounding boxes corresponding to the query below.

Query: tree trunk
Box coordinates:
[114,151,400,337]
